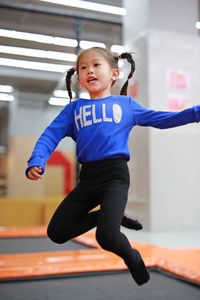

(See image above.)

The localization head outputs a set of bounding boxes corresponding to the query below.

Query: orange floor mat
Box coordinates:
[0,226,99,248]
[0,227,199,284]
[0,226,47,238]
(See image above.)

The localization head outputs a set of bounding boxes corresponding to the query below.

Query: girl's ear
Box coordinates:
[111,68,120,82]
[77,76,83,87]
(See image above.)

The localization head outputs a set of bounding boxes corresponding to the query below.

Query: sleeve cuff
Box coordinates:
[193,106,200,123]
[25,156,46,178]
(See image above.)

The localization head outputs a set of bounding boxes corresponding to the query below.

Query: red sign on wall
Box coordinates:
[47,151,74,195]
[168,71,189,89]
[167,95,190,111]
[128,81,138,98]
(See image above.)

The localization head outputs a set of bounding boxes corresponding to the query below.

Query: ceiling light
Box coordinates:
[49,91,90,105]
[118,72,124,79]
[118,60,124,68]
[80,40,105,50]
[49,97,69,106]
[0,57,71,73]
[0,93,14,101]
[39,0,126,16]
[110,45,124,53]
[53,90,75,98]
[0,29,78,47]
[80,92,90,99]
[0,85,14,93]
[196,21,200,30]
[0,45,77,62]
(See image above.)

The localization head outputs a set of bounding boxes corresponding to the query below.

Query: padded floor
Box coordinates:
[0,270,200,300]
[0,228,200,284]
[0,237,91,254]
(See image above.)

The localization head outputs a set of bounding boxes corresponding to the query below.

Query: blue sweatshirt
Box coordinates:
[25,95,200,177]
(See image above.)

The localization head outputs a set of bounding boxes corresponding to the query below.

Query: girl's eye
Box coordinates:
[81,66,86,70]
[94,63,100,67]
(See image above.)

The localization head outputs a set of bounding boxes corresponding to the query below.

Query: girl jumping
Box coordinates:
[26,47,200,285]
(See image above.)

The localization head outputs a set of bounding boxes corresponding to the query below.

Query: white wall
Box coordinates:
[123,0,200,231]
[149,30,200,230]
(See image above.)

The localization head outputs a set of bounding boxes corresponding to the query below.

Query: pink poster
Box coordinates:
[168,71,189,89]
[167,95,190,111]
[128,81,138,98]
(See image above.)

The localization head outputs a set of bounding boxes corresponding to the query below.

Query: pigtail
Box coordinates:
[66,67,76,102]
[117,53,135,96]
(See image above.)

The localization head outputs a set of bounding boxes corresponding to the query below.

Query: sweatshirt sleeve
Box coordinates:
[25,106,72,178]
[130,98,200,129]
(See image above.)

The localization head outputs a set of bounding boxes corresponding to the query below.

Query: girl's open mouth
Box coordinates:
[87,77,97,83]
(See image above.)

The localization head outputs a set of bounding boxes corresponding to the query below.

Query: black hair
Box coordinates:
[120,52,135,96]
[65,47,136,102]
[66,67,76,102]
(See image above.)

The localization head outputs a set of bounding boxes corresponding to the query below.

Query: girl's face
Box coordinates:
[77,49,119,99]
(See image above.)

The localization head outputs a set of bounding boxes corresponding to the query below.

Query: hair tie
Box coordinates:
[116,53,121,60]
[72,66,76,71]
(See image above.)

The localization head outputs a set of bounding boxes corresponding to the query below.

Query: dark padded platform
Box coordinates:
[0,236,91,254]
[0,270,200,300]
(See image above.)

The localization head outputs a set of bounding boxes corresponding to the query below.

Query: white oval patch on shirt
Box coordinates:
[113,104,122,124]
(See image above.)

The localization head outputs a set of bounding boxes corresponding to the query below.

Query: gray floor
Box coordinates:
[0,270,200,300]
[0,237,91,254]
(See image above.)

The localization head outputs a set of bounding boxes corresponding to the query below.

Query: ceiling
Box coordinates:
[0,0,123,102]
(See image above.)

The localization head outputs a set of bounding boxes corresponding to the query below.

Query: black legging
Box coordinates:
[47,158,150,285]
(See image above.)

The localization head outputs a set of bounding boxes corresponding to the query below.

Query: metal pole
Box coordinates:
[75,18,82,184]
[75,18,81,99]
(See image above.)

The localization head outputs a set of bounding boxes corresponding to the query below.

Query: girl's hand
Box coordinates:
[27,166,43,180]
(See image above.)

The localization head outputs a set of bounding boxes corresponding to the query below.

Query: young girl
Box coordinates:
[26,47,200,286]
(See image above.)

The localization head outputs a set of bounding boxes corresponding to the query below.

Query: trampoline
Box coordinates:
[0,236,92,254]
[0,227,199,300]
